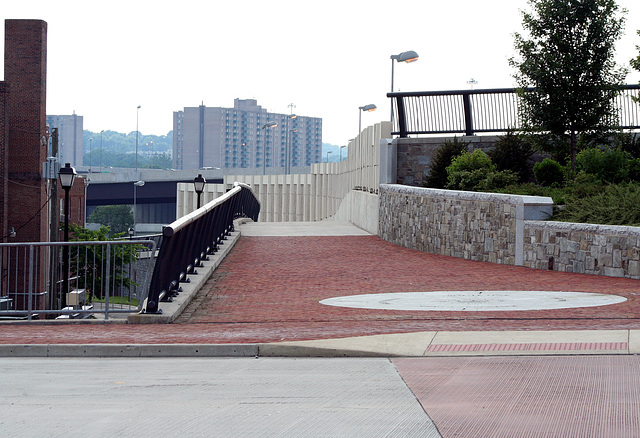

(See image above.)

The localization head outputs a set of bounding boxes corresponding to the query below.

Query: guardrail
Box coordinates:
[143,182,260,314]
[0,239,156,320]
[388,84,640,137]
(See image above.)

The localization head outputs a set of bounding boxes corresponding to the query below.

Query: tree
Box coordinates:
[510,0,627,170]
[423,137,468,188]
[69,224,140,301]
[87,205,133,235]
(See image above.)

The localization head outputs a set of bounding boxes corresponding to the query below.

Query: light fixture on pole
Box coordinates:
[58,162,77,309]
[286,114,297,175]
[135,105,141,172]
[89,137,93,172]
[326,151,332,163]
[128,227,134,240]
[261,122,277,175]
[194,174,206,209]
[340,145,347,161]
[358,104,377,134]
[99,130,104,173]
[390,50,419,122]
[132,180,145,236]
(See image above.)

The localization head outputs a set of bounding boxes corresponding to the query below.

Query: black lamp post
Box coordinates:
[128,227,134,240]
[194,174,206,209]
[58,162,76,309]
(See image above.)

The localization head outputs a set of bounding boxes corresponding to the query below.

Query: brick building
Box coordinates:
[1,19,85,311]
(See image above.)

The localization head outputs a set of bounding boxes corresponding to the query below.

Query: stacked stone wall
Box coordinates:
[377,184,640,280]
[523,221,640,279]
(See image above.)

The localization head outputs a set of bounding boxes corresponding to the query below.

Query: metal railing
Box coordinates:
[144,182,260,314]
[389,84,640,137]
[0,239,156,320]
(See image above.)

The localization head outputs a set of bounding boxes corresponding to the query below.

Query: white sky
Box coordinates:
[2,0,640,146]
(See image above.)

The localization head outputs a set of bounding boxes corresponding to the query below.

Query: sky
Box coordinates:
[2,0,640,146]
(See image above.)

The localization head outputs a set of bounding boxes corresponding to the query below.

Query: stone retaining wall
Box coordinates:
[379,184,640,279]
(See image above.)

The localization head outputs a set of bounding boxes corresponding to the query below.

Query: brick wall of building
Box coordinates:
[4,19,48,244]
[0,82,8,241]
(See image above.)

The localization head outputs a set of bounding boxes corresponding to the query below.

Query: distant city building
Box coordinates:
[172,99,322,171]
[46,113,84,167]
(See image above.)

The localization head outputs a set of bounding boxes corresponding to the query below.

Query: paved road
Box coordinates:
[2,356,639,437]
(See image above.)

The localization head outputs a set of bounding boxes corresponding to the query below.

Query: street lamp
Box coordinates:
[390,50,419,122]
[358,104,377,134]
[194,173,206,209]
[89,137,93,172]
[326,151,332,163]
[128,227,134,240]
[132,180,145,236]
[135,105,141,172]
[99,130,104,173]
[261,122,277,175]
[58,162,77,309]
[340,145,347,161]
[286,114,297,174]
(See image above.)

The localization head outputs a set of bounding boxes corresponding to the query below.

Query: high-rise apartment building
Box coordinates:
[46,113,84,168]
[173,99,322,171]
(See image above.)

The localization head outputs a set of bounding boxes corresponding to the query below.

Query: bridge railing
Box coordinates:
[388,84,640,137]
[143,182,260,314]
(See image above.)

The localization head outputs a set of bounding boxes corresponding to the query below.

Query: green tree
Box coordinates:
[446,149,519,191]
[487,131,535,182]
[87,205,133,235]
[69,224,139,301]
[510,0,627,171]
[423,137,469,188]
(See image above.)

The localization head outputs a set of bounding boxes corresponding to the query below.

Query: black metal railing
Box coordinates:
[143,182,260,314]
[389,84,640,137]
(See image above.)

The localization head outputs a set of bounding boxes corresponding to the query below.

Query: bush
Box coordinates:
[533,158,564,186]
[446,150,519,191]
[423,137,468,188]
[487,131,534,182]
[553,183,640,226]
[575,147,632,183]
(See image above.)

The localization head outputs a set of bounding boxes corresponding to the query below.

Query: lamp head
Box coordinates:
[359,104,377,112]
[58,163,77,189]
[193,174,206,194]
[391,50,419,63]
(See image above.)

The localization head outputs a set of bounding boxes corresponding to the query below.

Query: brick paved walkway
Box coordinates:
[1,235,640,344]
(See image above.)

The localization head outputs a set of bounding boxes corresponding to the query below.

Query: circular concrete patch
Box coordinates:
[319,291,627,312]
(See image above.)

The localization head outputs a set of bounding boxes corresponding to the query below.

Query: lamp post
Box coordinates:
[390,50,419,122]
[340,145,347,161]
[89,137,93,172]
[358,104,377,135]
[261,122,277,175]
[132,180,145,236]
[135,105,141,172]
[128,227,134,240]
[326,151,332,163]
[286,114,297,174]
[99,130,104,173]
[194,173,206,209]
[58,163,77,309]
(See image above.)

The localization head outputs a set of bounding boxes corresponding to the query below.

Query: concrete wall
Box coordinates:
[176,122,392,230]
[378,183,640,279]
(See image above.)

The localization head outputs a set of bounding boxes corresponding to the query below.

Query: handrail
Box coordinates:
[143,182,260,314]
[388,84,640,137]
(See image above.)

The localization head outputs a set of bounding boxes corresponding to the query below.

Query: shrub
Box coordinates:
[553,183,640,226]
[533,158,564,186]
[445,150,519,191]
[575,147,631,183]
[423,137,468,188]
[487,131,534,182]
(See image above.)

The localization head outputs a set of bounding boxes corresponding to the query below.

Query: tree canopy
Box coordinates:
[510,0,628,169]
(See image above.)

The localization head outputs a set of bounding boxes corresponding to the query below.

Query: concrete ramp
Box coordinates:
[238,221,371,236]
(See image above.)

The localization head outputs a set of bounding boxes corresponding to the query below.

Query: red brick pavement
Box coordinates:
[1,235,640,344]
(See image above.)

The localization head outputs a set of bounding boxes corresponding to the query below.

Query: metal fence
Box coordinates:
[144,182,260,314]
[0,239,156,320]
[389,84,640,137]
